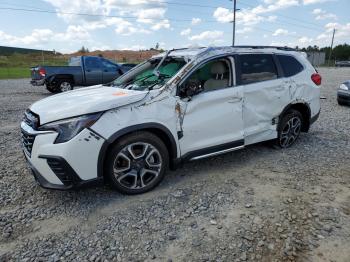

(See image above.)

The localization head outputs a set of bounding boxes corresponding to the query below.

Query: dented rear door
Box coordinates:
[237,54,290,145]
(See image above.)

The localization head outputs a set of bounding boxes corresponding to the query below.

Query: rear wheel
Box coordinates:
[275,109,303,148]
[106,132,169,194]
[46,84,59,93]
[57,80,73,92]
[337,99,346,106]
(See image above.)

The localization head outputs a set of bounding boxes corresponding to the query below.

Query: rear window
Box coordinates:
[277,55,304,77]
[239,54,278,84]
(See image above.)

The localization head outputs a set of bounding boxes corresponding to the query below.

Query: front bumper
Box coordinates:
[30,79,45,86]
[21,121,106,190]
[337,90,350,105]
[25,155,103,190]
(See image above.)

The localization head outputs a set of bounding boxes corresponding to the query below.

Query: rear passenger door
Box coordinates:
[276,54,304,99]
[84,57,103,86]
[237,54,290,145]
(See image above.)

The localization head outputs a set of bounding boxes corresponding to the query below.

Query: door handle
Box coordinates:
[228,97,242,103]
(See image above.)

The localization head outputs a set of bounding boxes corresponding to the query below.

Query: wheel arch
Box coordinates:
[279,101,311,132]
[47,74,75,86]
[97,123,178,178]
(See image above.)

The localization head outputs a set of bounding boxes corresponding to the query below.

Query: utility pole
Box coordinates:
[232,0,237,46]
[328,28,336,67]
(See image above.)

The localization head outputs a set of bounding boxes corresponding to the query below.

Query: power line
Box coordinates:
[11,0,328,30]
[237,1,324,29]
[0,6,220,23]
[0,5,325,33]
[0,3,327,41]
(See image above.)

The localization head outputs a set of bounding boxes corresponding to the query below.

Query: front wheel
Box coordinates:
[106,132,169,194]
[275,109,303,148]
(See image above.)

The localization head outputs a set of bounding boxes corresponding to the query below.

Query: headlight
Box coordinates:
[339,83,349,91]
[38,113,102,143]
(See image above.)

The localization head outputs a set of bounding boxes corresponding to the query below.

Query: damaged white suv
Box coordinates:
[21,46,321,194]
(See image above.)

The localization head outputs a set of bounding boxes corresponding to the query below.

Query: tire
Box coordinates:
[337,99,345,106]
[105,131,169,194]
[57,79,74,92]
[275,109,303,148]
[46,84,59,93]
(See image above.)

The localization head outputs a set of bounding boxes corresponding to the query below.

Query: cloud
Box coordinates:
[188,30,224,44]
[298,36,313,44]
[312,8,337,20]
[0,26,90,47]
[191,18,201,25]
[254,0,299,13]
[151,19,170,31]
[0,29,54,46]
[213,3,287,26]
[44,0,171,35]
[324,22,350,39]
[237,27,253,34]
[136,8,167,24]
[303,0,332,5]
[272,28,289,36]
[58,25,90,40]
[114,21,151,35]
[180,28,191,36]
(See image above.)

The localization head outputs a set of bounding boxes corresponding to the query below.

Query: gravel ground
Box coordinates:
[0,68,349,262]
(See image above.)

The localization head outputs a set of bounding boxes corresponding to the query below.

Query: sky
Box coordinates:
[0,0,349,53]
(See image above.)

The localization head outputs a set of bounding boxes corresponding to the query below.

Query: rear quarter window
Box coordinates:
[277,55,304,77]
[239,54,278,84]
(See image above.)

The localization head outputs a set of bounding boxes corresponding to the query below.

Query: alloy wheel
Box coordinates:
[113,142,162,189]
[60,82,72,92]
[280,116,302,148]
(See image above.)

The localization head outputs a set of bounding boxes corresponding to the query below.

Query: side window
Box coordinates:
[277,55,303,77]
[239,54,278,84]
[85,57,101,70]
[101,59,118,71]
[179,58,232,97]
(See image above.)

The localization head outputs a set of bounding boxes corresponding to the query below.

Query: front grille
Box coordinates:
[21,130,36,156]
[23,110,39,129]
[46,157,82,185]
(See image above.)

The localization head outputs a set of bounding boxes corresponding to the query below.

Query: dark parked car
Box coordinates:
[335,61,350,67]
[30,56,136,93]
[337,80,350,106]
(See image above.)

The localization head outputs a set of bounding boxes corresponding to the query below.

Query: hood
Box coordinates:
[30,85,149,124]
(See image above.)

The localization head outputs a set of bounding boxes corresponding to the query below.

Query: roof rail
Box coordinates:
[233,45,296,51]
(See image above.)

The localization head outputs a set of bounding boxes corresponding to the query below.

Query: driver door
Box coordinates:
[178,57,244,157]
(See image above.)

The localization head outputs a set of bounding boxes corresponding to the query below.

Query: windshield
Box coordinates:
[112,57,186,91]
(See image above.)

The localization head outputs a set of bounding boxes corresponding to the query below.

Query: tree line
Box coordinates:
[297,44,350,61]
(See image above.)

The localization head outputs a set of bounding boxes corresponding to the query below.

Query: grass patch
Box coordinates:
[0,53,68,79]
[0,67,30,79]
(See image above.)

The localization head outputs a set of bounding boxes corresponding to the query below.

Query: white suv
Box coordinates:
[21,46,321,194]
